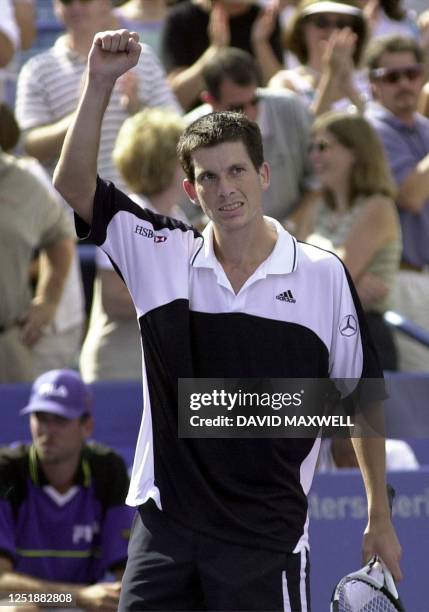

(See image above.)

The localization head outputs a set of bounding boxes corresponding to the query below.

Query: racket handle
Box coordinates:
[380,560,400,599]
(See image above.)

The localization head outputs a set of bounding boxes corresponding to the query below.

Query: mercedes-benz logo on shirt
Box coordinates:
[339,314,358,337]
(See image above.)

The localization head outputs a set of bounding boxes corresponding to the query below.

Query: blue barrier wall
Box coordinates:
[0,380,142,467]
[1,377,428,610]
[2,374,428,463]
[309,469,429,611]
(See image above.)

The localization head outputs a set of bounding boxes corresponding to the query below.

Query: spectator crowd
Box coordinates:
[2,0,429,383]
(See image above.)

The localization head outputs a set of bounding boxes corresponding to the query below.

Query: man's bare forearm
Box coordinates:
[0,558,120,610]
[53,76,113,224]
[0,569,120,610]
[351,424,402,582]
[351,436,390,518]
[23,113,74,163]
[252,40,282,85]
[36,238,74,309]
[0,569,82,599]
[19,238,74,347]
[168,46,218,111]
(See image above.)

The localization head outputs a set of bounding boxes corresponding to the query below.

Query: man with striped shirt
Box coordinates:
[15,0,180,382]
[53,30,402,612]
[15,0,181,192]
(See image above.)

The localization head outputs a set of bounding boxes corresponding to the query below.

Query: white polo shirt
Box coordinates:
[76,177,382,554]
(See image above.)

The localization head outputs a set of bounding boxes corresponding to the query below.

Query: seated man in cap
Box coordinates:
[0,369,134,611]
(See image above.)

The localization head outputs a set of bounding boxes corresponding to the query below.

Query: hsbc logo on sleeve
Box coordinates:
[134,225,168,243]
[339,314,358,337]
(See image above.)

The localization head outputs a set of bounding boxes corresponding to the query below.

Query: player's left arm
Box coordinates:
[351,436,402,583]
[329,258,403,583]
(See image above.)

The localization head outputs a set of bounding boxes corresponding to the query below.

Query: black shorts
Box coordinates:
[119,500,311,611]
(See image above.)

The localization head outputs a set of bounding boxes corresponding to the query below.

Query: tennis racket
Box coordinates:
[330,556,404,612]
[330,485,404,612]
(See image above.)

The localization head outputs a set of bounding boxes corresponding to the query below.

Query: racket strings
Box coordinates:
[337,579,399,612]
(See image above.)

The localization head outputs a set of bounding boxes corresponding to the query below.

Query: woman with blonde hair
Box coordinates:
[79,108,186,382]
[304,111,401,369]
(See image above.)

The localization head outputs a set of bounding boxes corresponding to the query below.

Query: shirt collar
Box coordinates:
[191,217,298,276]
[54,34,86,63]
[367,100,420,131]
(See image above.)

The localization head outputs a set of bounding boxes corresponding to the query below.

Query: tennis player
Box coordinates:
[53,30,402,612]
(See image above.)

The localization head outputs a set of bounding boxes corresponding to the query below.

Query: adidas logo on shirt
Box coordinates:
[276,290,296,303]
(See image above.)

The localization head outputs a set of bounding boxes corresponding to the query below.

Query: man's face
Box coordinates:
[183,140,269,233]
[370,51,424,118]
[53,0,111,32]
[30,412,92,465]
[210,78,259,123]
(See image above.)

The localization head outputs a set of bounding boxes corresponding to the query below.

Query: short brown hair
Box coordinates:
[312,111,396,206]
[177,112,264,183]
[285,0,368,66]
[202,47,260,99]
[113,108,185,196]
[365,34,424,72]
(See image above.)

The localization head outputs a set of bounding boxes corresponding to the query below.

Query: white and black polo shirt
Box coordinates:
[75,178,382,554]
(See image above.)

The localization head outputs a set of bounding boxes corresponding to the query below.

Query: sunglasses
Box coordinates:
[307,15,355,30]
[370,64,424,85]
[309,140,331,153]
[226,95,259,114]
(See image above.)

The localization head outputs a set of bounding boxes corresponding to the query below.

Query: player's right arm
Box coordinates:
[53,30,141,225]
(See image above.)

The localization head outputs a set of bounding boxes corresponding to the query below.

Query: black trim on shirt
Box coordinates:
[75,177,201,247]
